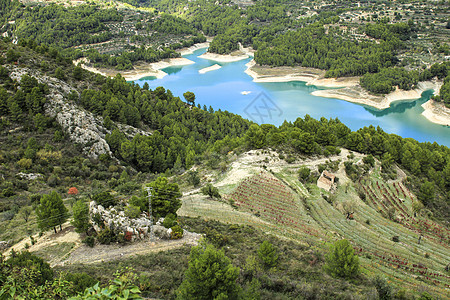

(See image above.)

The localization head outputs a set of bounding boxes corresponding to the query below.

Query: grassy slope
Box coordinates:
[179,149,450,297]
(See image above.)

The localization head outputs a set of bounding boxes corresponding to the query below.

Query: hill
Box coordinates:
[0,31,449,299]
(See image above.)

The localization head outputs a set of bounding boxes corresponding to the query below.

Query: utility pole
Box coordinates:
[144,186,154,241]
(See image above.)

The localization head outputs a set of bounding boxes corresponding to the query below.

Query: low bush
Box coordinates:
[170,225,183,239]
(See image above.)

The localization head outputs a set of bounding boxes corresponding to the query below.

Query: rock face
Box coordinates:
[89,201,154,241]
[8,66,150,159]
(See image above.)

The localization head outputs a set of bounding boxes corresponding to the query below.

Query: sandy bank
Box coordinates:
[312,80,443,110]
[199,50,249,63]
[421,100,450,126]
[244,61,444,112]
[177,42,211,56]
[199,64,222,74]
[244,60,358,87]
[74,57,195,81]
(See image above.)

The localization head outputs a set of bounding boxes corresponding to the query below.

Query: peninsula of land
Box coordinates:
[244,59,448,125]
[74,57,195,81]
[199,64,222,74]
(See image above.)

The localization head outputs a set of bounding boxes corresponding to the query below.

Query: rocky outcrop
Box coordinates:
[8,66,150,158]
[9,66,112,158]
[89,201,152,241]
[16,172,43,180]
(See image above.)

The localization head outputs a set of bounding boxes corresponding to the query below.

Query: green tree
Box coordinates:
[324,239,359,279]
[201,183,221,199]
[298,166,311,183]
[257,240,278,269]
[72,199,90,233]
[245,124,265,149]
[73,66,83,80]
[183,91,196,106]
[147,177,182,219]
[176,244,241,300]
[36,191,69,233]
[417,181,434,206]
[92,191,117,208]
[373,276,392,300]
[55,67,65,80]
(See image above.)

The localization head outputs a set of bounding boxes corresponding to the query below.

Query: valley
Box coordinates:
[0,0,449,299]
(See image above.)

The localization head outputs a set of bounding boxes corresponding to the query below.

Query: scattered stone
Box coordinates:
[16,172,43,180]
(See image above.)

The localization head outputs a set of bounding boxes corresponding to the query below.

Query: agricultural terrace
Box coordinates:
[179,150,450,297]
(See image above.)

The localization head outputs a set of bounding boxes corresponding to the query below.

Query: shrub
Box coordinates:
[324,239,359,279]
[298,167,311,183]
[97,228,116,245]
[47,174,61,187]
[392,236,399,242]
[186,170,200,186]
[363,155,375,167]
[200,183,221,199]
[129,195,147,213]
[258,241,278,269]
[125,204,141,219]
[7,251,53,285]
[170,225,183,239]
[162,213,177,228]
[68,187,79,196]
[92,191,117,208]
[124,231,133,242]
[373,276,392,300]
[17,158,32,169]
[83,236,95,248]
[63,272,98,294]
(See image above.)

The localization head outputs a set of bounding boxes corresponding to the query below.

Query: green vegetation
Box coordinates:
[324,239,360,279]
[72,199,90,234]
[36,191,69,234]
[200,183,221,200]
[147,176,182,219]
[177,243,241,299]
[0,1,449,297]
[257,241,278,269]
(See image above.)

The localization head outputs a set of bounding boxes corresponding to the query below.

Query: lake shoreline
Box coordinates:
[421,100,450,126]
[73,57,195,81]
[245,60,445,119]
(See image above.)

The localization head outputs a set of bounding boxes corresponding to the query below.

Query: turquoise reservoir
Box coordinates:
[133,48,450,147]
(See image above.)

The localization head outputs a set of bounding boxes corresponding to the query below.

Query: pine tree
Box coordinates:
[36,191,69,233]
[324,239,359,279]
[72,199,90,233]
[258,240,278,269]
[177,244,241,300]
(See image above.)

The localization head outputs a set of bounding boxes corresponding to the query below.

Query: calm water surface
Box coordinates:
[134,48,450,146]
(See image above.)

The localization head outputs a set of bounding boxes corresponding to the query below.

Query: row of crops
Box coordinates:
[226,172,324,239]
[226,170,450,295]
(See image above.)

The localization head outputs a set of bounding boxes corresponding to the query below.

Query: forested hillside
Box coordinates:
[0,0,205,70]
[0,1,449,299]
[1,0,448,95]
[139,0,449,95]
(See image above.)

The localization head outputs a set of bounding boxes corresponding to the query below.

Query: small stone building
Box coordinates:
[317,170,336,192]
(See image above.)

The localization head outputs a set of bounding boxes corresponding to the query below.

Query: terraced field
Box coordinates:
[179,151,450,297]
